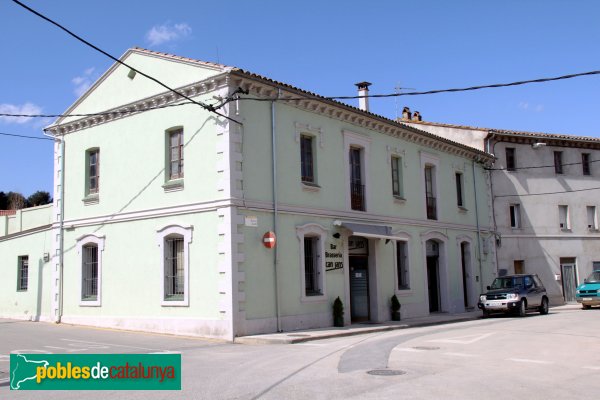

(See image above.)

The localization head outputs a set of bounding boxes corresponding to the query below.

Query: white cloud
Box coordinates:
[518,101,529,110]
[518,101,544,113]
[0,102,43,124]
[71,67,97,97]
[535,104,544,112]
[145,22,192,46]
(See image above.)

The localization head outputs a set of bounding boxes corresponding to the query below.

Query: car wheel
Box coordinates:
[583,304,592,310]
[539,297,549,315]
[518,299,527,317]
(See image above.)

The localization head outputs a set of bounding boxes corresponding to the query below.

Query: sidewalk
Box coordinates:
[235,304,580,344]
[235,310,482,345]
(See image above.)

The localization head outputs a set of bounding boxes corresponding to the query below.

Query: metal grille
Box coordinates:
[82,245,98,301]
[350,148,365,211]
[169,130,184,179]
[350,183,365,211]
[17,256,28,291]
[165,237,184,300]
[304,237,321,296]
[426,196,437,220]
[300,135,314,183]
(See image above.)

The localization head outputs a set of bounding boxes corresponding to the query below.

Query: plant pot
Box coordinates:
[391,311,401,321]
[333,315,344,327]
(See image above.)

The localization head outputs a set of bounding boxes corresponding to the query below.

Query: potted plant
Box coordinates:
[391,294,401,321]
[333,296,344,327]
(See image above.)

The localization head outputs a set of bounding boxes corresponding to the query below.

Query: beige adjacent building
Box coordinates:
[403,111,600,305]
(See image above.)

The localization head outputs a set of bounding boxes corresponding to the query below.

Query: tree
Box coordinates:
[27,191,52,207]
[0,192,7,209]
[7,192,26,210]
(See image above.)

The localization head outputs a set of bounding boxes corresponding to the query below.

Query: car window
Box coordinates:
[533,275,544,287]
[524,276,533,289]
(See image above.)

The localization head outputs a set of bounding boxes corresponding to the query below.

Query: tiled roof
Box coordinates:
[132,47,232,70]
[403,119,600,143]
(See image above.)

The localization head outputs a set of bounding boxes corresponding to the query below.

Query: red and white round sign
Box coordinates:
[262,231,276,249]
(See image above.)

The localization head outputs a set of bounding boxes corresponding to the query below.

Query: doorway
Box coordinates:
[460,242,470,308]
[426,240,441,313]
[349,236,369,322]
[561,258,577,303]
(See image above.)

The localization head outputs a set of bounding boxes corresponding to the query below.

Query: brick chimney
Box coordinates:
[355,81,371,112]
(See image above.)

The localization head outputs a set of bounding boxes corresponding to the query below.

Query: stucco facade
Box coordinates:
[403,117,600,305]
[1,48,496,340]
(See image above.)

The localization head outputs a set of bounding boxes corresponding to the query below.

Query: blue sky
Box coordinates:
[2,0,600,197]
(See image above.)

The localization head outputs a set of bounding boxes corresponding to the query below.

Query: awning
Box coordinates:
[336,222,400,241]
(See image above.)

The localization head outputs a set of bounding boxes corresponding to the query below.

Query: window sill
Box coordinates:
[82,194,99,205]
[161,299,189,307]
[301,181,321,192]
[560,228,572,233]
[394,289,413,297]
[511,227,522,231]
[393,195,406,204]
[163,179,184,192]
[458,206,468,213]
[300,293,327,303]
[79,300,101,307]
[588,228,599,232]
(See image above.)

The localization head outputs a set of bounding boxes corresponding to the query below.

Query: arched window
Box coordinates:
[76,234,105,306]
[157,225,193,306]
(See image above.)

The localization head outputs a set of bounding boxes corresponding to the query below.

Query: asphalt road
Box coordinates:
[2,306,599,399]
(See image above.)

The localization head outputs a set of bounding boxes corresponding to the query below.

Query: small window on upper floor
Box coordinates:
[300,135,316,184]
[391,156,404,198]
[582,153,591,176]
[84,148,100,197]
[554,151,563,174]
[169,129,184,180]
[559,205,570,230]
[587,206,598,231]
[424,165,437,220]
[509,204,521,228]
[455,172,464,208]
[506,148,516,171]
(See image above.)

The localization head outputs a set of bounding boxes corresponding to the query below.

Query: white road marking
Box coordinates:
[444,352,476,358]
[61,338,162,352]
[507,358,553,364]
[294,343,327,347]
[0,355,9,362]
[393,347,424,352]
[428,332,495,344]
[10,349,52,354]
[582,366,600,370]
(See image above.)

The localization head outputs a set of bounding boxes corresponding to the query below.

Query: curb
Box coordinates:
[235,315,479,345]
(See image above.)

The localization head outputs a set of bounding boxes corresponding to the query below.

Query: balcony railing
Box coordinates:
[426,196,437,220]
[350,182,365,211]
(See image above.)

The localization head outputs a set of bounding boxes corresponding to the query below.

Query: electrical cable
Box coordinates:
[495,185,600,198]
[0,132,54,141]
[487,157,600,171]
[10,0,240,125]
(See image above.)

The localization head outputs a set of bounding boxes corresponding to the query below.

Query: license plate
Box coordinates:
[486,301,504,307]
[582,298,592,301]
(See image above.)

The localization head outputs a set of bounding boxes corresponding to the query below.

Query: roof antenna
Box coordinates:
[394,82,415,119]
[216,46,220,64]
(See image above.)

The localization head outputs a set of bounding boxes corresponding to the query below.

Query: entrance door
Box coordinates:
[460,242,469,308]
[350,256,369,322]
[561,262,577,303]
[427,256,440,312]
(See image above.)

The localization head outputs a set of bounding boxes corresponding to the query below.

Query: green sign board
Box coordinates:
[10,353,181,390]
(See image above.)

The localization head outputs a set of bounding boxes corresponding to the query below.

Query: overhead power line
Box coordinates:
[0,132,54,141]
[11,0,240,125]
[487,157,600,171]
[495,185,600,198]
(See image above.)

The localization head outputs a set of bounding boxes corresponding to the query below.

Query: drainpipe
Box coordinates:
[271,90,282,332]
[44,129,65,323]
[472,159,484,292]
[486,132,500,276]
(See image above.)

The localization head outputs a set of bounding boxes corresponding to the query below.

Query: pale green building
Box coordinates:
[0,48,496,340]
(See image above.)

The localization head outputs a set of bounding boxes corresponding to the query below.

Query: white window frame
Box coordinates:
[157,224,193,306]
[296,223,328,303]
[76,234,105,307]
[393,231,412,295]
[343,130,371,212]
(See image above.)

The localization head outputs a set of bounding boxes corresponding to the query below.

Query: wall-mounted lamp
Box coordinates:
[332,233,341,239]
[532,142,547,149]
